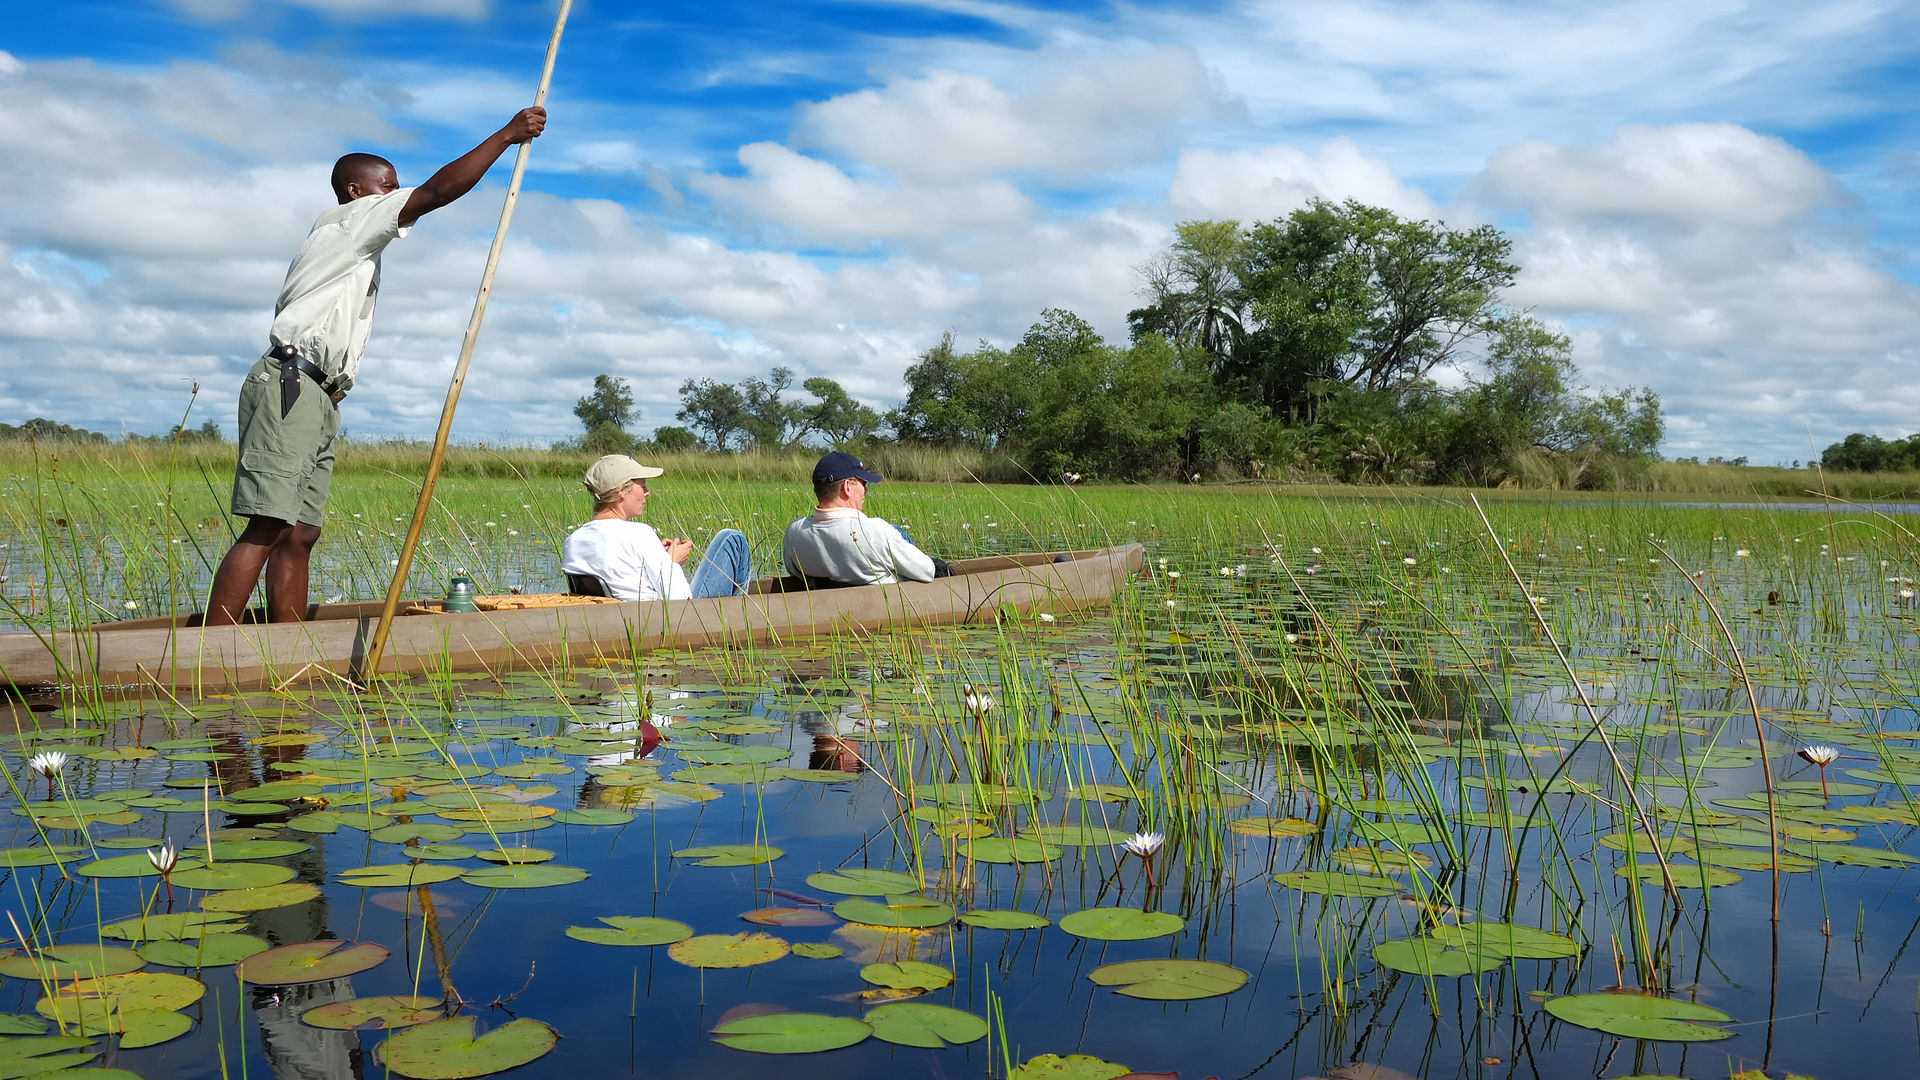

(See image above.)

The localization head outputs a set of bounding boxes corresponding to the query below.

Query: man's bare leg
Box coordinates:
[205,517,293,626]
[263,523,322,623]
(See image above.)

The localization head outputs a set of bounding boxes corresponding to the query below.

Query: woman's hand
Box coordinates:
[663,538,693,565]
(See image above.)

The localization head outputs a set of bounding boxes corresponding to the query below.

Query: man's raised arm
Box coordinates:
[399,107,548,226]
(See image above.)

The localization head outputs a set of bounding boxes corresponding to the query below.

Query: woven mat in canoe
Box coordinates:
[477,594,621,610]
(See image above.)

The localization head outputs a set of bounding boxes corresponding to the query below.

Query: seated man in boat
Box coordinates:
[782,452,951,586]
[563,455,751,601]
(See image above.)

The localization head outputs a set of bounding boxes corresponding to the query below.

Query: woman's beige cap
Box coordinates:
[583,454,664,497]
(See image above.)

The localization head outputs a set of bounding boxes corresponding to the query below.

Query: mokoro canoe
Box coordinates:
[1,545,1144,694]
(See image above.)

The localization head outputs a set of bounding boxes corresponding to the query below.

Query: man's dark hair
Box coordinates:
[813,477,845,503]
[330,153,395,200]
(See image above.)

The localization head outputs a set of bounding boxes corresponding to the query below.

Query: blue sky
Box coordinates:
[3,0,1917,463]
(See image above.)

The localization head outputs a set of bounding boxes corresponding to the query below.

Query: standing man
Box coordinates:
[204,107,548,625]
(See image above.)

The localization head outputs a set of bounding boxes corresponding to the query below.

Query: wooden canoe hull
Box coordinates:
[1,546,1143,694]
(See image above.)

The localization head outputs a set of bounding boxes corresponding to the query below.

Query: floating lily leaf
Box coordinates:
[169,863,297,892]
[1273,871,1402,898]
[100,912,244,942]
[0,945,144,980]
[77,852,204,879]
[1058,908,1184,942]
[1370,938,1503,976]
[301,995,445,1031]
[959,837,1062,864]
[0,1014,48,1035]
[833,896,955,929]
[564,917,694,947]
[0,845,83,868]
[371,823,465,844]
[1816,845,1920,869]
[1431,922,1582,959]
[672,844,783,867]
[137,933,270,968]
[113,1008,195,1048]
[675,743,789,765]
[0,1034,95,1074]
[1616,862,1741,888]
[1065,784,1135,802]
[859,960,953,991]
[1226,817,1320,838]
[474,847,554,865]
[551,809,633,826]
[379,1017,560,1078]
[1542,991,1732,1041]
[339,864,464,888]
[959,910,1051,931]
[792,943,844,959]
[408,844,479,862]
[437,804,555,824]
[1332,847,1431,873]
[1691,845,1818,873]
[200,882,324,913]
[1010,1054,1131,1080]
[1020,824,1127,847]
[805,869,919,896]
[36,972,206,1023]
[710,1012,870,1054]
[742,907,838,928]
[460,865,587,889]
[237,941,389,985]
[229,781,323,803]
[668,932,790,969]
[864,1002,987,1048]
[1086,958,1248,1000]
[206,839,311,861]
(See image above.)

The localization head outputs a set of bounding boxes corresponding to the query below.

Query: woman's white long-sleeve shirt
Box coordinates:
[781,507,935,585]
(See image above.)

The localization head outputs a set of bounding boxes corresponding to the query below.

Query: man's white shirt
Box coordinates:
[782,507,935,585]
[562,519,692,602]
[269,187,414,387]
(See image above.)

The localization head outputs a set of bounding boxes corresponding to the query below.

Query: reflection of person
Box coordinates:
[782,452,950,586]
[205,107,549,625]
[562,455,751,601]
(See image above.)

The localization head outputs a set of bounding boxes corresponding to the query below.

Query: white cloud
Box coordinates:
[163,0,487,19]
[1167,138,1437,222]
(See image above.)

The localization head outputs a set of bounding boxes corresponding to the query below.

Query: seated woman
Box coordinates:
[562,455,751,600]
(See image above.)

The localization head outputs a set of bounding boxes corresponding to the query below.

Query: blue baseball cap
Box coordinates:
[813,451,883,485]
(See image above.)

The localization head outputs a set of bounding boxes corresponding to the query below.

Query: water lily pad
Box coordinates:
[1021,824,1128,847]
[1274,871,1402,898]
[805,868,919,896]
[200,882,323,913]
[409,844,479,861]
[672,844,784,867]
[113,1007,195,1048]
[169,862,298,892]
[0,1035,98,1075]
[0,1014,48,1035]
[860,960,953,991]
[460,864,588,889]
[552,809,633,826]
[741,907,838,928]
[1010,1054,1131,1080]
[1816,845,1920,868]
[1542,991,1732,1041]
[1086,958,1247,1000]
[0,945,144,980]
[1616,862,1741,889]
[371,823,465,844]
[338,864,464,888]
[301,995,444,1031]
[1226,817,1320,837]
[565,917,694,947]
[100,912,244,942]
[833,896,955,929]
[206,839,311,860]
[864,1001,988,1047]
[236,941,389,985]
[1431,922,1582,959]
[474,847,554,865]
[1370,938,1503,976]
[710,1012,870,1054]
[35,972,206,1023]
[1058,908,1185,941]
[669,932,791,969]
[379,1016,560,1078]
[437,804,555,824]
[793,943,843,959]
[137,933,270,968]
[0,845,83,868]
[78,852,204,879]
[960,838,1062,864]
[959,910,1051,931]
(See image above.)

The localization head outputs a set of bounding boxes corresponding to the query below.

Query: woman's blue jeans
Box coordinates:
[688,528,751,598]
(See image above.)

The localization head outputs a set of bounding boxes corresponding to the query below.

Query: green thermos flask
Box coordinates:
[444,569,477,613]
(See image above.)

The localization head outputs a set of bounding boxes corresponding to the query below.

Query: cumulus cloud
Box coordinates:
[793,47,1235,183]
[164,0,487,19]
[1166,138,1437,222]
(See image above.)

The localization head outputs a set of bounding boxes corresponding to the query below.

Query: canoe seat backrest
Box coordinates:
[565,573,612,597]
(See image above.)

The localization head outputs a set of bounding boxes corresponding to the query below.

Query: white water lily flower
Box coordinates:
[1402,557,1417,566]
[147,839,179,873]
[124,600,138,610]
[1165,599,1177,608]
[964,686,995,715]
[1311,547,1322,554]
[1283,633,1299,644]
[1901,589,1915,600]
[1038,613,1056,623]
[1735,549,1750,557]
[1123,832,1165,858]
[1166,571,1180,579]
[27,751,67,778]
[1797,745,1841,766]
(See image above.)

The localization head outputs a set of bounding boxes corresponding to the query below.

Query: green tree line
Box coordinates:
[1821,432,1920,472]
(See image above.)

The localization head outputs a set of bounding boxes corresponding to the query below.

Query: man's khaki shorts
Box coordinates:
[230,353,340,528]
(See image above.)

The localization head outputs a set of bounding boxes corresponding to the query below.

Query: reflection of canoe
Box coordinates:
[2,545,1144,694]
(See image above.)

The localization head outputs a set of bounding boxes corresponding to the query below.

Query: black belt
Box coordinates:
[270,345,343,417]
